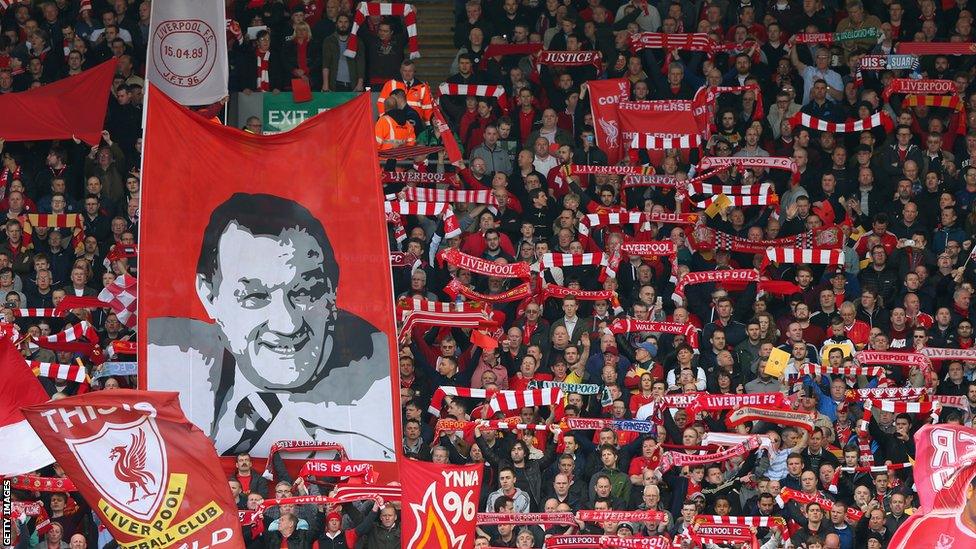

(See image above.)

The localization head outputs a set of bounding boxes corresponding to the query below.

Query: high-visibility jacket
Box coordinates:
[374,114,416,150]
[377,78,433,121]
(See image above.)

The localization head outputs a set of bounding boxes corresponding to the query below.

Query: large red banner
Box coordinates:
[618,100,701,146]
[0,58,117,145]
[21,390,245,549]
[138,87,399,474]
[401,459,483,549]
[888,424,976,548]
[587,78,630,165]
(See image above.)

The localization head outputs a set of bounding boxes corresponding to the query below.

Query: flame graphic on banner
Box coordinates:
[405,484,466,549]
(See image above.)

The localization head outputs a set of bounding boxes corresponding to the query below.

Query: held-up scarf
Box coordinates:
[443,278,534,303]
[673,268,760,302]
[883,78,956,101]
[798,364,888,380]
[700,432,776,456]
[777,488,863,521]
[438,248,531,279]
[903,94,963,111]
[685,393,784,418]
[383,171,457,185]
[403,187,497,205]
[29,360,88,383]
[620,175,681,189]
[384,200,460,238]
[789,111,893,133]
[257,494,381,513]
[21,213,86,254]
[11,501,43,519]
[396,296,485,320]
[725,406,816,432]
[688,182,773,196]
[595,537,670,549]
[687,225,843,254]
[389,251,419,268]
[536,50,602,72]
[895,42,976,56]
[697,156,796,177]
[537,252,606,270]
[437,83,506,99]
[828,463,912,493]
[856,400,941,462]
[261,441,347,479]
[619,241,677,258]
[764,247,845,266]
[578,211,648,235]
[855,350,932,370]
[629,32,712,53]
[527,380,611,405]
[859,54,919,72]
[690,524,757,549]
[693,193,775,208]
[609,318,698,348]
[577,510,667,523]
[428,386,493,417]
[298,460,374,479]
[430,104,462,163]
[565,417,655,433]
[476,512,576,527]
[658,437,760,473]
[627,133,702,150]
[571,164,653,176]
[347,2,419,60]
[398,309,492,343]
[694,515,786,531]
[794,27,880,44]
[6,474,76,492]
[487,387,564,414]
[640,211,700,225]
[846,387,928,402]
[12,308,58,317]
[706,84,764,122]
[541,284,616,302]
[33,321,98,345]
[920,347,976,361]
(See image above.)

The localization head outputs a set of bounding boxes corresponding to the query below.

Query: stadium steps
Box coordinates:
[412,0,458,86]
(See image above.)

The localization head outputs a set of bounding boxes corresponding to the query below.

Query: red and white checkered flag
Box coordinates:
[98,274,137,328]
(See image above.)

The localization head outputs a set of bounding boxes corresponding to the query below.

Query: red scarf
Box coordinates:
[257,49,271,91]
[296,39,309,74]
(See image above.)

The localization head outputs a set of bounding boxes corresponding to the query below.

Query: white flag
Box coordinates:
[146,0,228,105]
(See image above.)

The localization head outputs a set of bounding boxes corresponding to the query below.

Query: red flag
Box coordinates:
[0,337,53,475]
[401,459,483,549]
[21,390,246,549]
[586,78,630,165]
[0,58,117,145]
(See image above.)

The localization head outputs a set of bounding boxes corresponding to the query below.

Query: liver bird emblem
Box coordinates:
[109,429,156,504]
[598,118,619,149]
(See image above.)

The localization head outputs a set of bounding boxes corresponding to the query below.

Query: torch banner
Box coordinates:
[21,390,245,549]
[139,87,399,471]
[401,459,483,549]
[586,78,630,165]
[888,424,976,549]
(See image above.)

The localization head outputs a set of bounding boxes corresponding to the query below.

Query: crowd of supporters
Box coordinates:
[3,0,976,547]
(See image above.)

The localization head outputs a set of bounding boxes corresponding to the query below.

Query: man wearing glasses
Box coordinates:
[789,39,843,104]
[881,125,925,179]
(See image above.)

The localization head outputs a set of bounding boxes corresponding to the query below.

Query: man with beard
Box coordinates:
[321,14,364,92]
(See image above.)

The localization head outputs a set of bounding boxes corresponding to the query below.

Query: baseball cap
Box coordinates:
[638,342,658,357]
[605,345,620,357]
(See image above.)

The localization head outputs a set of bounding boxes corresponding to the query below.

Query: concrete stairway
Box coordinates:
[412,0,458,86]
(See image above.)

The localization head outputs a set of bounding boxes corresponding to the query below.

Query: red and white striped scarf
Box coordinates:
[857,400,941,461]
[764,247,844,266]
[920,347,976,361]
[627,133,702,150]
[444,278,533,303]
[620,174,682,189]
[693,193,774,208]
[0,165,20,197]
[690,524,757,549]
[383,171,458,185]
[619,240,677,258]
[476,512,577,527]
[642,211,700,225]
[658,436,759,472]
[29,360,88,383]
[430,104,463,163]
[673,269,760,302]
[438,248,531,279]
[487,387,563,414]
[537,252,606,270]
[398,309,490,343]
[571,164,652,176]
[789,111,893,133]
[577,510,667,523]
[707,84,764,122]
[687,181,772,196]
[347,2,419,60]
[629,32,712,53]
[12,308,58,318]
[609,318,698,348]
[694,515,786,531]
[578,211,647,235]
[686,393,784,418]
[428,386,493,417]
[385,200,460,238]
[403,187,497,205]
[847,387,927,402]
[396,296,484,321]
[798,364,887,379]
[34,321,98,344]
[726,406,816,432]
[828,463,912,493]
[437,83,505,99]
[777,488,863,521]
[256,49,270,91]
[883,78,956,101]
[697,156,796,177]
[541,284,616,302]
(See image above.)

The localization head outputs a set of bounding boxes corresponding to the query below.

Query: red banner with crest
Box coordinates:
[587,78,630,165]
[21,390,245,549]
[401,459,483,549]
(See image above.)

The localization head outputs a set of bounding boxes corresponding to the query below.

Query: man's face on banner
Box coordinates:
[199,223,337,391]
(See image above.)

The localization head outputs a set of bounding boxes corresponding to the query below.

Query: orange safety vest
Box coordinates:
[374,114,416,150]
[377,79,433,121]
